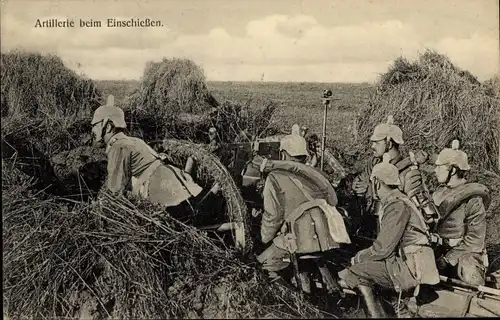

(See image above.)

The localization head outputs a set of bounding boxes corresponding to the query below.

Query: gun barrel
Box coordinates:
[439,275,500,296]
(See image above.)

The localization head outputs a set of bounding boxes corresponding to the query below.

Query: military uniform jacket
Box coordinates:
[105,132,202,207]
[353,153,414,213]
[260,165,340,254]
[433,183,487,266]
[352,189,439,291]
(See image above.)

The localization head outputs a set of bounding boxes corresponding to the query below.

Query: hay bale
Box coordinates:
[1,50,102,157]
[2,165,336,319]
[126,58,218,116]
[1,50,102,196]
[357,50,500,173]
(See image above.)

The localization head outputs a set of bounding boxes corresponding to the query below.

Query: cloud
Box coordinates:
[1,12,498,82]
[433,33,499,79]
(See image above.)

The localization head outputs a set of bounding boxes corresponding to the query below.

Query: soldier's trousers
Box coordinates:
[439,252,486,286]
[339,260,395,289]
[257,243,290,274]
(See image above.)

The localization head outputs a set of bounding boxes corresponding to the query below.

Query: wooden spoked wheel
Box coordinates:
[154,139,252,254]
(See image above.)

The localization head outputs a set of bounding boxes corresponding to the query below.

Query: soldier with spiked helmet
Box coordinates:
[352,115,433,237]
[431,139,491,286]
[91,95,203,209]
[339,153,439,318]
[352,115,405,235]
[256,124,350,292]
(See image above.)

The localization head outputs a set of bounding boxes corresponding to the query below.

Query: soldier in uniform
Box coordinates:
[90,102,203,211]
[207,127,221,156]
[299,125,308,138]
[306,133,320,167]
[430,140,490,286]
[352,115,427,238]
[256,125,350,291]
[339,153,440,318]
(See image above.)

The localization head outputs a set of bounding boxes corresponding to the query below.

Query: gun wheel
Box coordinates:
[154,139,252,254]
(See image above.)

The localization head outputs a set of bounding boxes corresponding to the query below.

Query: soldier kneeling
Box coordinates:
[339,153,440,318]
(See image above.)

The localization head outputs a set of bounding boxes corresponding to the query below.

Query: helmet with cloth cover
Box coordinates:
[280,124,309,157]
[371,153,401,186]
[435,140,470,171]
[370,115,404,145]
[91,95,126,129]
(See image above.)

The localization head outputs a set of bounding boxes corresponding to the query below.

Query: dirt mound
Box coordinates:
[356,50,500,173]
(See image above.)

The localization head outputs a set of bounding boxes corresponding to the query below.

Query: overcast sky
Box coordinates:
[1,0,499,82]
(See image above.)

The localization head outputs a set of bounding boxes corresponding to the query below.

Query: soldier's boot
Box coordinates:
[388,293,412,318]
[356,285,388,318]
[491,269,500,289]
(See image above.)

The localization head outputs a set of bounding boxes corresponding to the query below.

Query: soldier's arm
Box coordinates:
[208,140,220,153]
[309,154,318,167]
[353,201,410,263]
[352,169,370,197]
[260,176,284,244]
[445,197,487,266]
[106,144,132,195]
[353,157,378,200]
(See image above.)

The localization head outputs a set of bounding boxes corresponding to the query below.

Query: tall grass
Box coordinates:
[1,50,102,157]
[2,163,334,319]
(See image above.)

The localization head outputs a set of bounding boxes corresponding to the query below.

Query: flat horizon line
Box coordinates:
[95,79,375,85]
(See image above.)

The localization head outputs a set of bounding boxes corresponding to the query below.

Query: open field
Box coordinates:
[207,81,373,157]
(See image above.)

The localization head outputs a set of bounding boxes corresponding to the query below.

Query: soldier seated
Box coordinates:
[256,124,351,291]
[430,140,490,286]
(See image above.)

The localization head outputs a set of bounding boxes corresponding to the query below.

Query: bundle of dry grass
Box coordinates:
[3,164,335,320]
[1,51,103,198]
[126,58,218,116]
[1,50,102,157]
[356,50,500,173]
